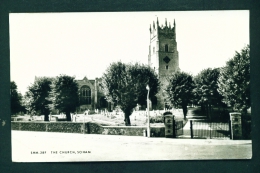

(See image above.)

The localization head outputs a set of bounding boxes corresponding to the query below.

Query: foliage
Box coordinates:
[165,71,195,119]
[150,115,163,123]
[193,68,226,120]
[88,110,96,115]
[10,81,25,115]
[101,61,160,126]
[24,77,52,121]
[218,45,250,114]
[241,115,251,139]
[49,75,79,121]
[193,68,222,106]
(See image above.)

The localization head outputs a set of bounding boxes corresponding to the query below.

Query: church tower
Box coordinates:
[148,18,179,109]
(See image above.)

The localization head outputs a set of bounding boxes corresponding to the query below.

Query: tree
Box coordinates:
[101,62,160,126]
[10,81,24,115]
[24,77,52,121]
[49,75,79,121]
[193,68,225,118]
[218,45,250,115]
[165,71,194,119]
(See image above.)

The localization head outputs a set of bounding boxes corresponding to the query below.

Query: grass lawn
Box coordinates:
[76,109,192,126]
[13,106,250,126]
[11,108,196,127]
[82,106,249,126]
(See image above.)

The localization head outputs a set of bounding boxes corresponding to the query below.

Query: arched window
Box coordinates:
[165,44,168,52]
[80,85,91,104]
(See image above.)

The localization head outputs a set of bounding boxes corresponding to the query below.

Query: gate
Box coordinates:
[175,120,184,137]
[190,120,231,139]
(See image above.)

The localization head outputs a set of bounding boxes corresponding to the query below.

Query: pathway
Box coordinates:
[12,130,252,162]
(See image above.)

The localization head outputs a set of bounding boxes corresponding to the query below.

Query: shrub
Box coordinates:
[88,110,96,115]
[150,115,164,123]
[242,115,251,139]
[111,115,117,119]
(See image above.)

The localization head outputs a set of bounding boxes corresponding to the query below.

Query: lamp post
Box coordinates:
[146,85,150,137]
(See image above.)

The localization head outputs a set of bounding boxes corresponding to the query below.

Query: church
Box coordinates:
[54,18,180,112]
[75,76,112,112]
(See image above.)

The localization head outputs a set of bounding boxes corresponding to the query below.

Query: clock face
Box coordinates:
[163,56,170,64]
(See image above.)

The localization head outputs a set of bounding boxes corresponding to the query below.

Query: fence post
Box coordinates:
[190,120,193,139]
[229,120,232,139]
[209,123,211,139]
[182,121,184,135]
[173,120,176,138]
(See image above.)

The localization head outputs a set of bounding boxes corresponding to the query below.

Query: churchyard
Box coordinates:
[12,108,197,126]
[72,108,188,126]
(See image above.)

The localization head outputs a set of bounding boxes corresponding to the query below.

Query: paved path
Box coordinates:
[12,131,252,162]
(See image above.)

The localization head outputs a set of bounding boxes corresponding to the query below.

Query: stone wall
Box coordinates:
[11,122,165,137]
[12,122,83,133]
[102,126,164,137]
[47,123,82,133]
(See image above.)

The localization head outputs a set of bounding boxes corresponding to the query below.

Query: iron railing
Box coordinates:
[190,120,231,139]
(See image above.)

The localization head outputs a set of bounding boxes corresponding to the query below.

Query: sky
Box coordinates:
[9,11,249,95]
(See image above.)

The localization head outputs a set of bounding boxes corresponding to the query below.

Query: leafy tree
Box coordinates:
[218,45,250,115]
[24,77,52,121]
[10,81,24,115]
[101,62,160,126]
[49,75,79,121]
[193,68,225,118]
[165,71,195,119]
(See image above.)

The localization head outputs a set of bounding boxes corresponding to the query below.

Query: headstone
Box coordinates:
[72,114,76,122]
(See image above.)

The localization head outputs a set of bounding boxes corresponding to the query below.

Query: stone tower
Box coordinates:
[148,18,179,109]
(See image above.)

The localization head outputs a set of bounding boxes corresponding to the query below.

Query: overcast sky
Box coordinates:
[10,11,249,95]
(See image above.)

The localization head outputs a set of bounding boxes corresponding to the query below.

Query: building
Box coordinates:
[76,76,111,112]
[148,18,180,109]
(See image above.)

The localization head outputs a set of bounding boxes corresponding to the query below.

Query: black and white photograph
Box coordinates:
[9,11,251,162]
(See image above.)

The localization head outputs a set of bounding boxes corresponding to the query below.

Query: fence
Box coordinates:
[190,120,231,139]
[175,120,184,137]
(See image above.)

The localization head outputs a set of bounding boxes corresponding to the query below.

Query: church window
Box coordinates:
[80,85,91,104]
[166,65,168,70]
[165,44,168,52]
[153,47,155,54]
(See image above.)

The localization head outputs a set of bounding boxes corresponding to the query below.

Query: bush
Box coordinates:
[84,110,96,115]
[111,115,117,119]
[150,115,164,123]
[57,118,67,121]
[242,115,251,139]
[11,116,32,121]
[88,110,96,115]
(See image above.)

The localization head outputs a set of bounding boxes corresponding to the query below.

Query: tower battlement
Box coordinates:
[149,18,176,39]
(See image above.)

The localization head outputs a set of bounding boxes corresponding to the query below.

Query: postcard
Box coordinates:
[10,11,251,162]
